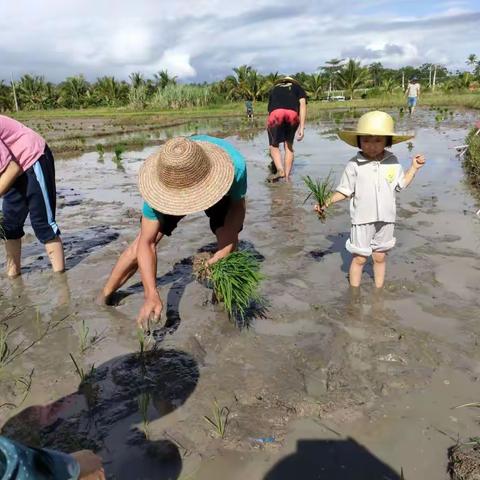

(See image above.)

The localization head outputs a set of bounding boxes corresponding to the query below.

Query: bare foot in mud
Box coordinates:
[95,290,114,306]
[266,171,285,183]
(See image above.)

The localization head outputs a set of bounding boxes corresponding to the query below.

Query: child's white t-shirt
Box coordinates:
[336,151,405,225]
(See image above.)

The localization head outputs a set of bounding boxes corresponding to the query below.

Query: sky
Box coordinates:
[0,0,479,83]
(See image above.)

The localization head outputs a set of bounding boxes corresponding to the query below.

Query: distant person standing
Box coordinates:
[245,99,254,120]
[266,77,307,182]
[405,77,420,115]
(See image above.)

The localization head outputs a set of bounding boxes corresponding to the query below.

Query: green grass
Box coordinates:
[204,251,263,324]
[9,92,480,123]
[303,172,335,222]
[463,127,480,190]
[203,400,230,439]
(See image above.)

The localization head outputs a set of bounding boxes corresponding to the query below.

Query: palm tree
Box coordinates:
[337,59,370,99]
[129,72,145,88]
[17,75,51,110]
[466,54,478,71]
[303,73,324,100]
[224,65,264,101]
[154,70,177,90]
[368,62,385,87]
[0,80,13,111]
[93,76,128,106]
[58,75,89,108]
[320,58,345,96]
[381,76,397,94]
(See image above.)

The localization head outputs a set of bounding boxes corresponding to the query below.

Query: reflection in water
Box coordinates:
[2,349,199,479]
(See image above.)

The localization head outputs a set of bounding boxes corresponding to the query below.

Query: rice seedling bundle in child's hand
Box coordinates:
[206,251,263,324]
[303,172,335,222]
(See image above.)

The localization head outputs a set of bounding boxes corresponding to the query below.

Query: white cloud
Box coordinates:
[0,0,478,82]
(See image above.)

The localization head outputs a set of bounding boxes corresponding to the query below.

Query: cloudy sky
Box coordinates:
[1,0,479,83]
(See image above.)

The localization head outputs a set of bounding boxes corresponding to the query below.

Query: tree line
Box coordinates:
[1,55,479,112]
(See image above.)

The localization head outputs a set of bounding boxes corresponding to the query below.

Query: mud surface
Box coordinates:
[1,108,480,479]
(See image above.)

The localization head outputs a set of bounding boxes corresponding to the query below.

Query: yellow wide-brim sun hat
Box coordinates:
[138,137,234,216]
[338,110,414,147]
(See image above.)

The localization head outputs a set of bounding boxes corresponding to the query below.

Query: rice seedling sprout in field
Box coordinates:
[137,392,151,439]
[203,400,230,439]
[303,172,335,222]
[113,144,125,162]
[96,143,105,162]
[198,251,263,325]
[76,320,90,354]
[69,353,95,383]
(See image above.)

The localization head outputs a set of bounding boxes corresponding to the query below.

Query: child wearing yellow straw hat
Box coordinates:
[316,111,426,288]
[97,135,247,328]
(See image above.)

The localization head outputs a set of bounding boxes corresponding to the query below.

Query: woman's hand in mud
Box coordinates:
[71,450,105,480]
[412,154,426,170]
[137,292,163,329]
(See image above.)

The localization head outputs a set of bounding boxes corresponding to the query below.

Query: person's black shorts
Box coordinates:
[267,108,300,147]
[1,145,61,243]
[152,195,241,236]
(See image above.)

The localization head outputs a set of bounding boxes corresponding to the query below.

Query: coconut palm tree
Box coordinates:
[466,54,478,71]
[381,76,397,94]
[58,75,89,108]
[154,70,177,90]
[17,74,52,110]
[0,81,13,111]
[368,62,385,87]
[93,76,128,106]
[337,59,370,99]
[129,72,145,88]
[320,58,345,96]
[303,73,324,100]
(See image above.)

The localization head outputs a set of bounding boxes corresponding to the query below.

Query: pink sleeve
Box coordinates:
[0,139,14,173]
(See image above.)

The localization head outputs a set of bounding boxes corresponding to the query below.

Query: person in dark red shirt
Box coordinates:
[266,77,307,182]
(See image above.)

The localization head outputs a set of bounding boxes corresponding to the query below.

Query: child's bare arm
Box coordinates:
[0,161,22,196]
[401,154,425,189]
[314,191,348,213]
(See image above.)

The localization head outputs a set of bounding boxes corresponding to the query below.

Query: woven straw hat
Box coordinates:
[138,137,234,216]
[338,111,414,147]
[275,76,300,86]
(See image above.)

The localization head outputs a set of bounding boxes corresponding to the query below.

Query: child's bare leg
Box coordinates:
[284,142,295,181]
[5,239,22,277]
[45,237,65,273]
[372,251,386,288]
[349,254,367,287]
[269,146,285,177]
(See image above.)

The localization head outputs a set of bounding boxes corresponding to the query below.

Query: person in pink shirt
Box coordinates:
[0,115,64,276]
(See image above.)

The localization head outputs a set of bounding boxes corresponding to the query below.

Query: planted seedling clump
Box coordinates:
[196,251,263,326]
[303,172,335,222]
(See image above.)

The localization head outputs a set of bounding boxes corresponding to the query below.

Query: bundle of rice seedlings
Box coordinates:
[303,172,335,222]
[198,251,263,325]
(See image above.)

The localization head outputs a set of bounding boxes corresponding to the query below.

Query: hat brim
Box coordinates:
[138,141,234,216]
[275,76,300,86]
[338,130,414,147]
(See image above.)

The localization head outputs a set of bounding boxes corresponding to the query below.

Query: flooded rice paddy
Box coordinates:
[1,108,480,479]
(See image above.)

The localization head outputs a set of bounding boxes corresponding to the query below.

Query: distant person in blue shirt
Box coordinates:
[97,135,247,327]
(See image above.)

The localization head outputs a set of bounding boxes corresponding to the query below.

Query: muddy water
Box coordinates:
[1,108,479,480]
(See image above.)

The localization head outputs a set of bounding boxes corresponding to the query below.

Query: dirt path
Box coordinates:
[1,108,479,479]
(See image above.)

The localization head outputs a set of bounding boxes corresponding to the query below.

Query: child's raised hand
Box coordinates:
[314,203,327,214]
[412,154,426,170]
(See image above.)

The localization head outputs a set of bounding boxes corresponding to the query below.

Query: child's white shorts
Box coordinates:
[346,222,396,256]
